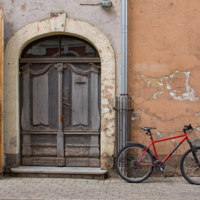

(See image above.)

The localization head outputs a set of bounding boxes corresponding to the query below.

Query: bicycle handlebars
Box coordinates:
[183,124,193,133]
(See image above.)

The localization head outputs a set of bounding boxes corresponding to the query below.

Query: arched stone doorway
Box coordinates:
[20,35,101,167]
[4,13,115,170]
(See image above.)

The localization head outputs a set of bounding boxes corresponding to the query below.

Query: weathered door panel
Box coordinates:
[63,63,100,167]
[21,63,59,166]
[30,135,57,157]
[20,62,100,167]
[72,73,89,126]
[32,73,49,126]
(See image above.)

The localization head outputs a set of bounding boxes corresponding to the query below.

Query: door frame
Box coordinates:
[4,14,115,170]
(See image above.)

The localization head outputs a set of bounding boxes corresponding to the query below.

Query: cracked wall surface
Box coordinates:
[128,0,200,167]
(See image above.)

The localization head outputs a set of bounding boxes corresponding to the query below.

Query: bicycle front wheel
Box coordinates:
[180,146,200,185]
[115,144,154,183]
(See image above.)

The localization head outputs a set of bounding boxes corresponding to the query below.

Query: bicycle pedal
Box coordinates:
[160,167,166,178]
[162,171,166,178]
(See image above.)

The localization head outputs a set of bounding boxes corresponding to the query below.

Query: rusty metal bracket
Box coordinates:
[113,107,133,111]
[80,1,113,7]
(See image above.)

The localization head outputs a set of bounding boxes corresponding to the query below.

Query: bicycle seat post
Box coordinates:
[147,129,153,139]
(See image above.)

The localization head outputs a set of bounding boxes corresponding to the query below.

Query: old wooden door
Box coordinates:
[20,36,101,167]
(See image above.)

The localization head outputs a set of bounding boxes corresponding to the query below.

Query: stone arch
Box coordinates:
[4,13,115,169]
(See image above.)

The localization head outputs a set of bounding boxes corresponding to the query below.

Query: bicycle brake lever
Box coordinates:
[184,124,193,132]
[188,124,193,129]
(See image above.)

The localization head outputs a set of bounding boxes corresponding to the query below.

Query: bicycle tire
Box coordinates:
[115,143,154,183]
[180,146,200,185]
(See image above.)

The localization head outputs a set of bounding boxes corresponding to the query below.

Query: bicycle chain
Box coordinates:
[154,160,165,172]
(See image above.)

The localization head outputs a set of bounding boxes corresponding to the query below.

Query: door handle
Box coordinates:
[63,102,71,107]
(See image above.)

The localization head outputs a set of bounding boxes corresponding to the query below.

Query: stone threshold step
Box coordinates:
[11,166,107,175]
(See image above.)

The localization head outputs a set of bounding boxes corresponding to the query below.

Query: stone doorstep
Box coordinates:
[10,166,107,180]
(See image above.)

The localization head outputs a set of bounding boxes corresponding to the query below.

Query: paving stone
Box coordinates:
[0,177,199,199]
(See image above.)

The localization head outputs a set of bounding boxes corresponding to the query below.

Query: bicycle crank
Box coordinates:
[154,160,166,178]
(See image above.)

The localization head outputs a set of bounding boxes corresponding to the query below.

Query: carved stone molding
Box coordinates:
[20,63,54,75]
[65,63,100,75]
[54,63,66,73]
[20,63,100,75]
[89,63,101,74]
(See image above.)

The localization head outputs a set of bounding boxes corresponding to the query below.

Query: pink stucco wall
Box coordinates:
[128,0,200,175]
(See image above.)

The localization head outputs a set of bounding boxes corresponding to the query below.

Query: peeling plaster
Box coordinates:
[151,91,163,99]
[104,108,110,113]
[169,71,199,101]
[166,84,171,90]
[196,126,200,131]
[131,109,141,121]
[101,99,108,105]
[138,70,199,101]
[195,112,200,117]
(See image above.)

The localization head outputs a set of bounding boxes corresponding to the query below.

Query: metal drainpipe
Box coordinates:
[121,0,127,147]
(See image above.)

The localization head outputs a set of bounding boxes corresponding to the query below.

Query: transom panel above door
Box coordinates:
[20,35,101,167]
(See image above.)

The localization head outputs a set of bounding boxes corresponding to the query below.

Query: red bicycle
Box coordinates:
[115,124,200,184]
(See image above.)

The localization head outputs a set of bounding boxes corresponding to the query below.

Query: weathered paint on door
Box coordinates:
[20,35,100,167]
[0,4,3,177]
[20,36,101,167]
[20,62,101,167]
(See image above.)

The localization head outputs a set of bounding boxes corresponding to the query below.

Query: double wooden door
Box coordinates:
[20,61,101,167]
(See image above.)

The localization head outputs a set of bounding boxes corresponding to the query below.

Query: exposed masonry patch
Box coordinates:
[152,91,163,99]
[131,109,141,121]
[104,108,110,113]
[193,138,200,146]
[170,72,199,101]
[196,126,200,131]
[138,70,199,101]
[195,112,200,116]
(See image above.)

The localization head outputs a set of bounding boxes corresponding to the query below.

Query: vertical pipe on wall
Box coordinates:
[121,0,127,147]
[121,0,127,94]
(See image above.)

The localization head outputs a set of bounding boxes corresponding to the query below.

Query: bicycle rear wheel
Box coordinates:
[115,143,154,183]
[180,146,200,185]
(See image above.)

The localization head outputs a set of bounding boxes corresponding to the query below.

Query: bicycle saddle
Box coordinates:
[141,127,157,131]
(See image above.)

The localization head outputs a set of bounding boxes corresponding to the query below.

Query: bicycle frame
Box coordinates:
[137,132,189,166]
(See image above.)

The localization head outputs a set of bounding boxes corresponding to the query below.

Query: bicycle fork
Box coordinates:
[187,140,200,166]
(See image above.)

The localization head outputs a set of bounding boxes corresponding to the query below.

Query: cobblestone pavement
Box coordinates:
[0,176,199,200]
